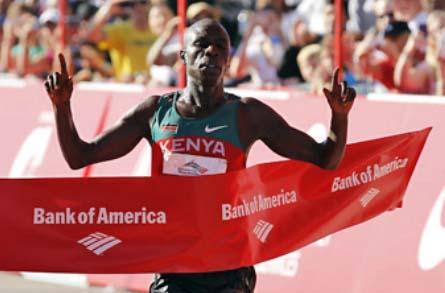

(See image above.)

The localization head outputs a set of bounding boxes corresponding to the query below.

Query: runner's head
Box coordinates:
[181,19,230,86]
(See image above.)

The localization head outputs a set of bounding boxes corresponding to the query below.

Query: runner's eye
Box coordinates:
[217,42,226,49]
[194,40,208,48]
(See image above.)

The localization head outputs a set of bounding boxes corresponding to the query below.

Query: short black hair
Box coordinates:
[384,21,411,38]
[184,18,230,47]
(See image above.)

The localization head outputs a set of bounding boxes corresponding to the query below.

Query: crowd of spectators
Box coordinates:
[0,0,445,95]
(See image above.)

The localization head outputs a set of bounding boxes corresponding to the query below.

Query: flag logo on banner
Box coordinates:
[77,232,122,255]
[253,220,274,243]
[360,187,381,207]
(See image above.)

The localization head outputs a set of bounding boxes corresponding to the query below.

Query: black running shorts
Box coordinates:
[149,266,256,293]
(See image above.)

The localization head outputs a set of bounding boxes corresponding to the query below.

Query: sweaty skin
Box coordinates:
[44,19,355,171]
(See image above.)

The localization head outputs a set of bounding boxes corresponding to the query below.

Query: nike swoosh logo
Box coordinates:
[418,185,445,270]
[205,125,228,133]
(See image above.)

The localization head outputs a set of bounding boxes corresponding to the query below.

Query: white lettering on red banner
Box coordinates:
[33,207,167,225]
[332,157,409,192]
[222,189,297,221]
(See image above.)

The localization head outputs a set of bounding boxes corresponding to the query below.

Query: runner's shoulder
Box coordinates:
[223,92,263,108]
[132,91,180,115]
[238,96,273,115]
[121,93,175,130]
[124,95,159,121]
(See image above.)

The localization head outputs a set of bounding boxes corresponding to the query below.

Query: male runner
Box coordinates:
[45,19,355,293]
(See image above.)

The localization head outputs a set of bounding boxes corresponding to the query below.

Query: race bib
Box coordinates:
[162,153,227,176]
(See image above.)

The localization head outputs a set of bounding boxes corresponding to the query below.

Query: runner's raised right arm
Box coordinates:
[45,54,158,169]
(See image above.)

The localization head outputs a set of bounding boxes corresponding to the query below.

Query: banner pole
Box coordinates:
[334,0,343,76]
[59,0,66,52]
[177,0,187,88]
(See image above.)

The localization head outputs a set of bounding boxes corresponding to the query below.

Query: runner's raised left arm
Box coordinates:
[240,68,356,169]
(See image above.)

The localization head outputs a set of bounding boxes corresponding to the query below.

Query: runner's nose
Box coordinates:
[205,44,218,57]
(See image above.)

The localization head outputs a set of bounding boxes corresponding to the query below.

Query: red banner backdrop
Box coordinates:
[1,82,445,292]
[0,128,429,273]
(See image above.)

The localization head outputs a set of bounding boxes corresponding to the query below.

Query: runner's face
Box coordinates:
[183,22,230,85]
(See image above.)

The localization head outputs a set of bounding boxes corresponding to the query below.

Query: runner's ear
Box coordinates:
[180,51,187,64]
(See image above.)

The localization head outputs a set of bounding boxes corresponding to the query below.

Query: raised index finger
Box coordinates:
[331,67,340,91]
[59,53,68,77]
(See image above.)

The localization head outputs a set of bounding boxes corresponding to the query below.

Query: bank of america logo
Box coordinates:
[253,220,274,243]
[77,232,122,255]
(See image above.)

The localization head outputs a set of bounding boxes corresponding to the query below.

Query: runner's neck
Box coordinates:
[177,84,225,118]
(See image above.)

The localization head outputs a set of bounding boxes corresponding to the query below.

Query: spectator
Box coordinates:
[215,0,251,48]
[0,1,51,77]
[323,0,336,35]
[379,21,412,90]
[394,10,445,94]
[296,35,343,96]
[277,15,321,85]
[0,0,442,99]
[229,5,286,85]
[74,2,115,81]
[162,0,217,15]
[296,43,322,91]
[33,5,113,82]
[433,11,445,94]
[374,0,395,32]
[0,15,14,73]
[146,1,179,86]
[187,2,221,24]
[347,0,377,34]
[393,0,428,32]
[302,31,359,95]
[37,8,62,66]
[354,0,407,91]
[308,36,337,95]
[87,0,157,82]
[12,17,52,78]
[0,0,14,42]
[255,0,287,12]
[296,0,329,36]
[320,0,359,85]
[423,0,445,11]
[0,0,12,18]
[323,0,359,72]
[188,1,241,48]
[1,1,30,72]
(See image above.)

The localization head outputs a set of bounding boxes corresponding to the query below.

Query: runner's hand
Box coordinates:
[45,54,73,105]
[323,68,356,115]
